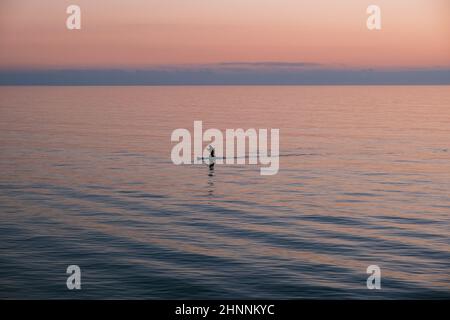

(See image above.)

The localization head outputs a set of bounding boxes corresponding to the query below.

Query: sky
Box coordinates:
[0,0,449,84]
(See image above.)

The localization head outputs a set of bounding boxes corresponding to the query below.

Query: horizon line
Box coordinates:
[1,66,449,86]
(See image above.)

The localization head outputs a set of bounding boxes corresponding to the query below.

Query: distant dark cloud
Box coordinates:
[0,65,449,85]
[216,61,323,68]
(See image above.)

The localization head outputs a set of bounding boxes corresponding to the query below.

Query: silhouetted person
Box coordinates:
[208,145,215,170]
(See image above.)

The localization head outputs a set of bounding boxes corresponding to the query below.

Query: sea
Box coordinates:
[0,86,449,298]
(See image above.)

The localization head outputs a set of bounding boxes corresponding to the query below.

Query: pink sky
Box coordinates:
[0,0,449,69]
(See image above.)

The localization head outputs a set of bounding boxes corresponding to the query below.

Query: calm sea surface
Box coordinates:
[0,86,449,299]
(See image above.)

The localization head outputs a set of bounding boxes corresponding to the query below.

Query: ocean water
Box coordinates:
[0,86,449,299]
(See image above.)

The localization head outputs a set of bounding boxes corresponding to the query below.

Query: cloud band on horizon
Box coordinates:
[0,64,449,85]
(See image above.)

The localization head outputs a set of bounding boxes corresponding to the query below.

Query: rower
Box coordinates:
[208,145,215,170]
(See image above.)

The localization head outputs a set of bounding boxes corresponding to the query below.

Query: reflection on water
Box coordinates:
[0,86,449,299]
[207,172,215,197]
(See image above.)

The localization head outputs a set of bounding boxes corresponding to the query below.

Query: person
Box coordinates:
[208,145,215,170]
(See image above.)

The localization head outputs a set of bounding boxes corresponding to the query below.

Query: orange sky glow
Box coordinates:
[0,0,449,69]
